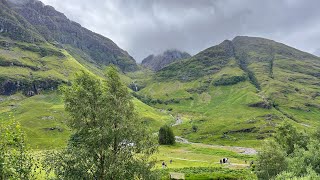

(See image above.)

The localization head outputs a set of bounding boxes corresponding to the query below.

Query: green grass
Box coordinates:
[157,167,256,180]
[154,143,256,179]
[154,143,254,169]
[0,92,173,149]
[134,37,320,148]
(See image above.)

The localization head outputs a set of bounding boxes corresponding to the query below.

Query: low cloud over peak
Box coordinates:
[41,0,320,62]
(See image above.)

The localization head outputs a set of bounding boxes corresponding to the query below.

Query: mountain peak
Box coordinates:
[157,36,320,81]
[141,49,191,71]
[3,0,137,71]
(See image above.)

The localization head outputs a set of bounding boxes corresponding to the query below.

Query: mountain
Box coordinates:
[136,36,320,146]
[1,0,137,71]
[141,49,191,71]
[1,0,319,150]
[0,0,140,96]
[0,0,172,149]
[158,36,319,81]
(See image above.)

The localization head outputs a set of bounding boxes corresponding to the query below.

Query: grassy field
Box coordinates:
[154,143,254,169]
[30,142,256,179]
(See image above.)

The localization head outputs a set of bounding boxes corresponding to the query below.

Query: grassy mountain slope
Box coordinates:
[0,0,173,149]
[135,36,320,147]
[0,39,172,149]
[1,0,137,71]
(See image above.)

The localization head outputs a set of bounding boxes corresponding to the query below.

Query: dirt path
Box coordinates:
[175,136,257,155]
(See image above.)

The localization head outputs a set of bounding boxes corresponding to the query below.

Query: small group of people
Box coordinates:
[220,157,229,164]
[245,160,254,167]
[162,159,173,168]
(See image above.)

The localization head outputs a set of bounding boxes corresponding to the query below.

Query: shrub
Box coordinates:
[192,125,198,132]
[213,75,246,86]
[158,125,175,145]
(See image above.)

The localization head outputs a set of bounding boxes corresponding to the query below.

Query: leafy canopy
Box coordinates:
[256,122,320,179]
[158,125,175,145]
[44,67,157,179]
[0,117,35,180]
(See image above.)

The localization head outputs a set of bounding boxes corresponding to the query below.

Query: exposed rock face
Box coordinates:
[0,78,64,96]
[1,0,137,71]
[0,0,45,43]
[141,50,191,71]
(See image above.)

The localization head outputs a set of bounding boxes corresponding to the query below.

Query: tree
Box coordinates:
[256,122,316,179]
[275,166,320,180]
[44,67,157,179]
[158,125,175,145]
[274,122,309,155]
[256,140,288,180]
[0,117,35,180]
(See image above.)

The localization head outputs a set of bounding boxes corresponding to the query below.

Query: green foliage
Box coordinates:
[15,43,65,57]
[285,141,320,177]
[0,117,36,180]
[275,167,320,180]
[256,122,320,179]
[274,122,309,155]
[213,75,247,86]
[255,140,287,180]
[43,68,157,179]
[158,125,175,145]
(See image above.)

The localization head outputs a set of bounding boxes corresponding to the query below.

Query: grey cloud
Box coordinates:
[41,0,320,62]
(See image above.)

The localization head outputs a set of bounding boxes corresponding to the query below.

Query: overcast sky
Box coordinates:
[40,0,320,61]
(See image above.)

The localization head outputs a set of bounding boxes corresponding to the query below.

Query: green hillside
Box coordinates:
[134,36,320,147]
[0,0,174,150]
[0,1,319,178]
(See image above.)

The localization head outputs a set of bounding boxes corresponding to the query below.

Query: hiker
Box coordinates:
[250,160,254,167]
[170,159,172,164]
[220,159,222,164]
[162,161,165,168]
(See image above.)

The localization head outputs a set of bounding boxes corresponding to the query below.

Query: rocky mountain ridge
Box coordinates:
[1,0,137,71]
[141,49,191,71]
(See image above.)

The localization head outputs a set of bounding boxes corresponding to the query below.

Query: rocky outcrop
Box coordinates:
[0,78,64,96]
[1,0,137,71]
[141,49,191,71]
[0,0,45,43]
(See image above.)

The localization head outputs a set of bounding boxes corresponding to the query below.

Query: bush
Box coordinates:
[256,140,288,179]
[0,118,36,179]
[192,125,198,132]
[158,125,175,145]
[213,75,246,86]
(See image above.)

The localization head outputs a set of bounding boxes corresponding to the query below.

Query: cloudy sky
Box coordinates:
[40,0,320,61]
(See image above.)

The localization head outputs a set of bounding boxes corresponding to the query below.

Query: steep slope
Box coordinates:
[3,0,137,71]
[0,0,139,95]
[136,36,320,146]
[157,40,234,81]
[0,0,171,149]
[0,0,44,43]
[141,49,191,71]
